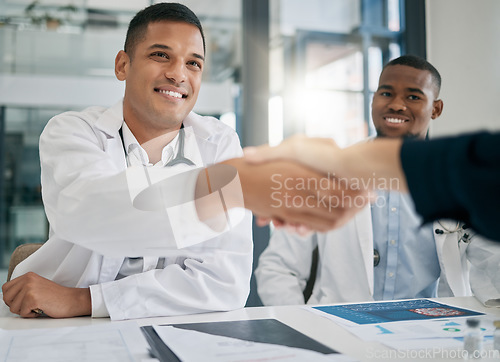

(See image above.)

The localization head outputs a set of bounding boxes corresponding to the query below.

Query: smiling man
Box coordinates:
[372,55,443,139]
[255,55,500,308]
[1,2,252,321]
[117,20,204,143]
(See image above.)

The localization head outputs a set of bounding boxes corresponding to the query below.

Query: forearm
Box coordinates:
[244,135,407,192]
[337,138,408,192]
[220,157,260,211]
[98,239,253,320]
[218,157,371,232]
[2,272,91,318]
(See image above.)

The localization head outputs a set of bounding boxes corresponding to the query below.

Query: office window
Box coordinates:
[0,107,59,268]
[269,0,403,147]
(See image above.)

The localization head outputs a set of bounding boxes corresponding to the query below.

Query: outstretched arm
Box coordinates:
[194,157,370,233]
[244,132,500,241]
[244,135,407,191]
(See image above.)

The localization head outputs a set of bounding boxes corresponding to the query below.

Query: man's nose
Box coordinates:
[388,97,407,111]
[164,60,186,83]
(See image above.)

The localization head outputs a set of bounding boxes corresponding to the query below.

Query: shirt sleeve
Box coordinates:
[89,284,110,318]
[400,132,500,241]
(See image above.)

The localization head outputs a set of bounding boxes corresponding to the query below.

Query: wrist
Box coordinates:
[72,287,92,317]
[219,158,251,210]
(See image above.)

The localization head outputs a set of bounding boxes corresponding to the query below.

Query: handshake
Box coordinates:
[197,135,407,235]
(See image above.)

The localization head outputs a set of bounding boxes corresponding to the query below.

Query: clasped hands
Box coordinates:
[240,135,371,234]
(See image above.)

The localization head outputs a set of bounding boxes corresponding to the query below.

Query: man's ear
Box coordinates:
[431,99,444,119]
[115,50,130,81]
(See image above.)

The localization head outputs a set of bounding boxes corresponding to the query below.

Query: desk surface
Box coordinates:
[1,297,499,361]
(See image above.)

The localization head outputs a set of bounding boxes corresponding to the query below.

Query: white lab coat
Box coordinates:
[255,206,500,307]
[12,101,253,320]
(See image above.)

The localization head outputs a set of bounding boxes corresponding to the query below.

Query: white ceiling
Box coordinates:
[3,0,241,19]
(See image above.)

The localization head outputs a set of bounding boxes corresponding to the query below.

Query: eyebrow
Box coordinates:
[377,84,425,95]
[148,43,205,61]
[377,85,393,92]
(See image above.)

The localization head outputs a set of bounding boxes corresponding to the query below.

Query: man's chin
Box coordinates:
[375,129,420,140]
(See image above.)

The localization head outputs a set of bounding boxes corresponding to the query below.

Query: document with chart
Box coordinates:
[308,299,484,326]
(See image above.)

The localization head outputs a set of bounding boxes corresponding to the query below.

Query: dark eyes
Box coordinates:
[150,52,202,69]
[187,60,202,69]
[151,51,168,59]
[378,91,420,100]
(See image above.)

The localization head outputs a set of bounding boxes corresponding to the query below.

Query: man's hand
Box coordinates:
[2,272,91,318]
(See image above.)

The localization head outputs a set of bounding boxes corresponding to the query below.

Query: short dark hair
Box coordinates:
[384,55,442,97]
[124,2,206,59]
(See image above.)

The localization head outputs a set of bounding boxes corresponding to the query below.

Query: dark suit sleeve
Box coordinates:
[400,132,500,241]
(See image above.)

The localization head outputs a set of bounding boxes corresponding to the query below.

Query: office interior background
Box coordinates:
[0,0,499,305]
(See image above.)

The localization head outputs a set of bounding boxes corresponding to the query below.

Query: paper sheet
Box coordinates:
[153,325,357,362]
[343,315,497,342]
[0,321,150,362]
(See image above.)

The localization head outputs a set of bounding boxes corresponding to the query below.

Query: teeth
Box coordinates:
[158,89,183,98]
[386,117,406,124]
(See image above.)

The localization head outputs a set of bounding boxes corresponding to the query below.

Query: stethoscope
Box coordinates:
[373,221,474,268]
[435,221,475,244]
[119,123,195,167]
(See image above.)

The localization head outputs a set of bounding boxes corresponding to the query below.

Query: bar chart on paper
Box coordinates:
[311,299,484,325]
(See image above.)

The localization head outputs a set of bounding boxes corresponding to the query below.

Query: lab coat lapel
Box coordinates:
[355,205,375,296]
[94,101,124,139]
[434,220,471,296]
[93,101,127,168]
[321,206,374,302]
[182,126,213,167]
[91,101,129,279]
[183,112,218,166]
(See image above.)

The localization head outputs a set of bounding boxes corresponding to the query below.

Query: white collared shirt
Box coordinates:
[121,122,180,168]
